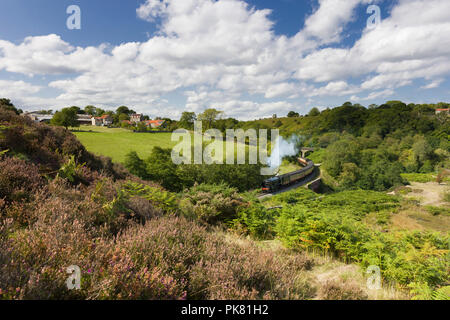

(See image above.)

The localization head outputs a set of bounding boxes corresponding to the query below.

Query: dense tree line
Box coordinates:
[183,101,448,192]
[277,101,449,191]
[124,147,266,192]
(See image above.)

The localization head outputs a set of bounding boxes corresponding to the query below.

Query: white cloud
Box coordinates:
[265,83,297,99]
[422,79,444,89]
[0,34,109,76]
[137,0,170,22]
[304,81,361,97]
[213,100,294,120]
[303,0,361,44]
[0,80,41,97]
[0,0,449,118]
[296,0,450,88]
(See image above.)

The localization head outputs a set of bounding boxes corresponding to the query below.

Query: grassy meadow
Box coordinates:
[73,126,178,163]
[73,125,259,164]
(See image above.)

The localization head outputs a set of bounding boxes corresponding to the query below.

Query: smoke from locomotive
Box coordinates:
[267,135,302,170]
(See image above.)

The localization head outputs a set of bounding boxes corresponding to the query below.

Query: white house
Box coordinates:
[92,114,113,126]
[130,114,143,123]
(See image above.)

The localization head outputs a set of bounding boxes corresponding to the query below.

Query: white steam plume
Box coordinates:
[268,135,302,171]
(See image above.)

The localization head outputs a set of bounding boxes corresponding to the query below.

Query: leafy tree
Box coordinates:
[308,107,320,117]
[124,151,148,178]
[412,136,433,164]
[339,163,361,188]
[68,106,85,114]
[179,112,197,129]
[121,121,132,129]
[436,112,448,126]
[116,106,135,116]
[198,108,223,129]
[146,147,182,191]
[0,98,13,105]
[95,108,106,117]
[322,104,367,134]
[0,98,21,114]
[51,108,79,130]
[420,160,434,173]
[84,105,96,116]
[118,113,130,122]
[323,138,360,178]
[287,111,299,118]
[136,122,147,132]
[386,100,405,106]
[214,118,239,133]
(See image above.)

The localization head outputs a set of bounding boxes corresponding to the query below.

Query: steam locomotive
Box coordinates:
[261,158,315,193]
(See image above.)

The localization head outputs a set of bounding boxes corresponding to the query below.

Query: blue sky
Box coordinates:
[0,0,449,120]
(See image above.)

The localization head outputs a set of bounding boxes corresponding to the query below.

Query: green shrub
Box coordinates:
[401,173,435,183]
[124,151,148,178]
[57,155,86,184]
[425,206,450,216]
[232,202,276,239]
[180,183,246,225]
[271,188,449,293]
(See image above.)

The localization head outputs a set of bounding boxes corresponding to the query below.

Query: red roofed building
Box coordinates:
[435,108,449,115]
[92,114,113,126]
[145,120,165,128]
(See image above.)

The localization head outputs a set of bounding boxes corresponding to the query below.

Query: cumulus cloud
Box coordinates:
[0,80,41,96]
[303,0,361,44]
[305,81,361,97]
[296,0,450,88]
[137,0,170,22]
[0,0,449,117]
[0,34,109,76]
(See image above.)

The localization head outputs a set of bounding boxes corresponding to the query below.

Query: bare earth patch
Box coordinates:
[404,182,450,207]
[390,181,450,233]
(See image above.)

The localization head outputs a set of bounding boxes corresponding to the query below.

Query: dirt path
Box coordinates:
[404,182,449,207]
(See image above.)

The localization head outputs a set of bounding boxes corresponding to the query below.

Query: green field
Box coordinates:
[73,126,300,176]
[73,125,261,164]
[73,126,176,163]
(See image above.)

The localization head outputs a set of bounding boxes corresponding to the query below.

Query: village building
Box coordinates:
[23,112,53,123]
[145,120,165,129]
[92,114,113,126]
[435,108,449,115]
[77,114,93,125]
[130,114,144,123]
